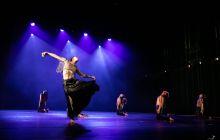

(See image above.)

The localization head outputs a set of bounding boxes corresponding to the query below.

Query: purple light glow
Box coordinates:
[5,34,62,110]
[53,29,73,51]
[5,25,134,112]
[103,39,128,60]
[78,33,97,53]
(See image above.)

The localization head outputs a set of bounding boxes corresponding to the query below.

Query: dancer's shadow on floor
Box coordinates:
[64,123,91,138]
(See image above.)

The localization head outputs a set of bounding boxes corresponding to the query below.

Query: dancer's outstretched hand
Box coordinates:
[41,52,48,57]
[91,76,96,80]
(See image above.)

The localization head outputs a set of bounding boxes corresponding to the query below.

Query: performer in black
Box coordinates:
[41,52,99,125]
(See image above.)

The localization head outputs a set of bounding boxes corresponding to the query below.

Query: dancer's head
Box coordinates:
[70,56,79,64]
[199,94,203,98]
[42,90,48,95]
[161,90,169,97]
[119,94,124,98]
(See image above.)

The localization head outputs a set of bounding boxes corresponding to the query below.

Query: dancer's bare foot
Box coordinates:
[169,117,174,122]
[124,112,128,116]
[69,119,75,126]
[78,114,85,118]
[78,113,88,118]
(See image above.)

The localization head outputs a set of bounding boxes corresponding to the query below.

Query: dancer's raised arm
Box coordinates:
[41,52,66,62]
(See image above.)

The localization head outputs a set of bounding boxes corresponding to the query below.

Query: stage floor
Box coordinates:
[0,110,219,140]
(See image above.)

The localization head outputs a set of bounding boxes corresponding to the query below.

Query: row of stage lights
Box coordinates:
[30,22,112,45]
[30,22,220,65]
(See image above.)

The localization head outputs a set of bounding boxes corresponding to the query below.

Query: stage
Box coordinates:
[0,110,219,140]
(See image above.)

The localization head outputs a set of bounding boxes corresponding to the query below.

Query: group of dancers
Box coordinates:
[40,51,205,125]
[156,90,205,122]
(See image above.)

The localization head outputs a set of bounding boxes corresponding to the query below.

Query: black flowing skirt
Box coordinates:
[63,78,99,119]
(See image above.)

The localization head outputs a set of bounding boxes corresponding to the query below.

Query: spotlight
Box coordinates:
[187,64,191,68]
[31,33,34,36]
[199,61,202,64]
[30,22,35,26]
[215,57,219,61]
[60,29,64,32]
[98,45,101,48]
[84,33,88,36]
[108,38,112,41]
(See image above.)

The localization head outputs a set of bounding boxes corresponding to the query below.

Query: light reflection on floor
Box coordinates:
[0,110,219,140]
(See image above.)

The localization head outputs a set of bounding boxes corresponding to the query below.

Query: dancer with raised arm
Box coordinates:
[41,52,99,125]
